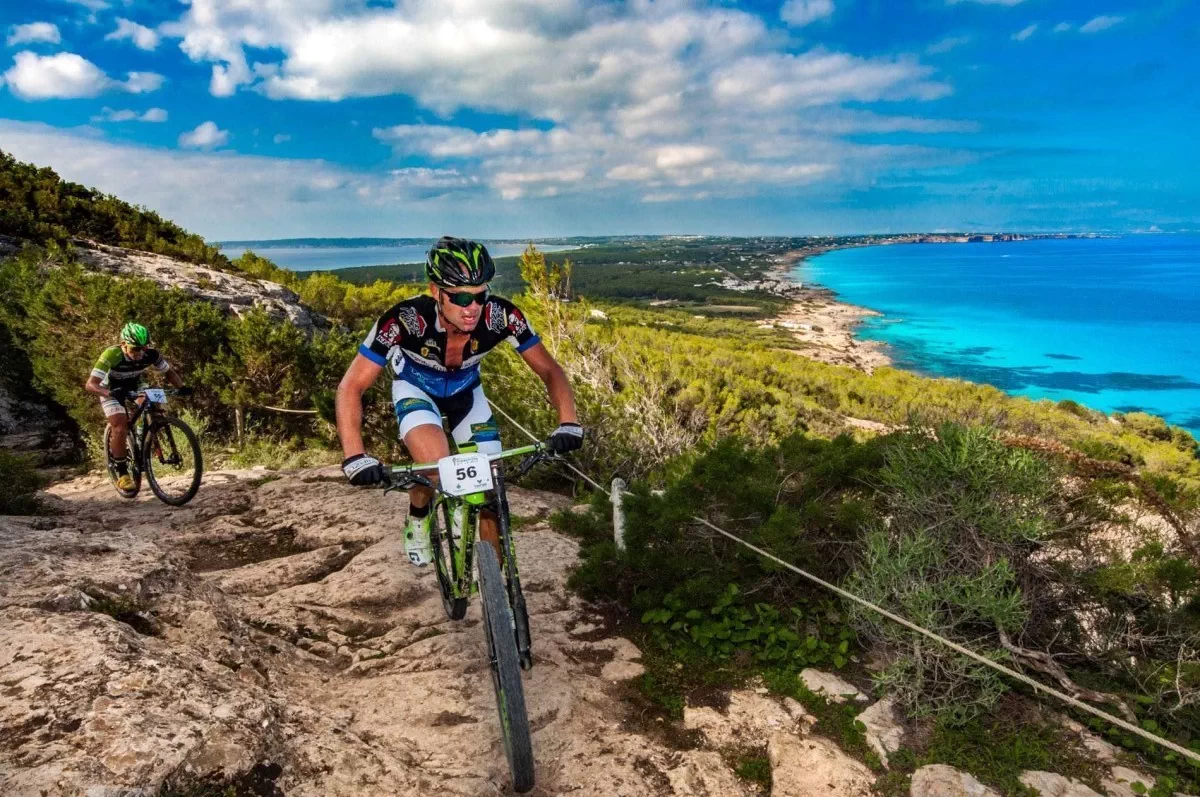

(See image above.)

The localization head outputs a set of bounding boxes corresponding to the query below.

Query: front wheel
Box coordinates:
[143,416,203,506]
[478,543,535,793]
[103,424,140,499]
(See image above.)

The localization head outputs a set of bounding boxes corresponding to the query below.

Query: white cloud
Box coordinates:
[1012,24,1037,41]
[273,133,290,143]
[1079,15,1124,34]
[7,23,61,46]
[179,121,229,150]
[1053,22,1073,33]
[66,0,111,25]
[711,51,949,110]
[115,1,971,205]
[3,51,110,99]
[0,120,484,237]
[123,71,165,93]
[1,51,164,99]
[926,35,970,55]
[106,18,160,51]
[93,106,168,122]
[780,0,834,27]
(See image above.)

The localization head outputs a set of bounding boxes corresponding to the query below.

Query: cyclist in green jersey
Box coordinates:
[84,322,191,490]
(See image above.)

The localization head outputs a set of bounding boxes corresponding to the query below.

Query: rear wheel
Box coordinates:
[431,499,468,620]
[103,424,140,499]
[143,416,202,506]
[478,543,535,793]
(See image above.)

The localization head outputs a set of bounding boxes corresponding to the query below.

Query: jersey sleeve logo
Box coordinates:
[397,306,426,337]
[507,309,530,337]
[377,319,402,347]
[485,301,507,334]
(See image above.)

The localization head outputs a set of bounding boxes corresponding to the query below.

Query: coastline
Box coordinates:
[752,233,1111,374]
[758,244,893,373]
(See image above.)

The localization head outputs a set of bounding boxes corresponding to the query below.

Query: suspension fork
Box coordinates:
[493,465,533,668]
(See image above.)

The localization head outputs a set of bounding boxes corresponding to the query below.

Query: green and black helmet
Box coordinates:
[120,322,150,346]
[425,236,495,288]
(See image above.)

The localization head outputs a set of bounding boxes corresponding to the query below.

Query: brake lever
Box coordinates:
[384,472,435,495]
[511,450,563,481]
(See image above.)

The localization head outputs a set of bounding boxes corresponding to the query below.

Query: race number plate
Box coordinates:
[144,388,167,404]
[437,452,494,497]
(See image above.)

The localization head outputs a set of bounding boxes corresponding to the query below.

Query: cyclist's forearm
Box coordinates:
[541,363,578,424]
[335,383,368,458]
[166,369,184,388]
[84,377,109,397]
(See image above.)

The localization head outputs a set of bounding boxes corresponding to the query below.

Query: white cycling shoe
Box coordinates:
[403,513,434,567]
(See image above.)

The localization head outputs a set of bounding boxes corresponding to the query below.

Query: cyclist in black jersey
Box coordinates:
[336,237,584,566]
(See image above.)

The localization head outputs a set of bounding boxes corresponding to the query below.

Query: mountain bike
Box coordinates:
[387,441,560,794]
[104,387,203,506]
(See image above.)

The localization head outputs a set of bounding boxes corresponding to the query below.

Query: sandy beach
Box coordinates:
[759,246,893,373]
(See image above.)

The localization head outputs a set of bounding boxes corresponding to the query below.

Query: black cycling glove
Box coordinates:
[342,454,391,487]
[175,386,195,397]
[108,387,132,405]
[548,423,585,454]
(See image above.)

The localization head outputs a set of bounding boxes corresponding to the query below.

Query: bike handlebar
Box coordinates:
[385,442,563,496]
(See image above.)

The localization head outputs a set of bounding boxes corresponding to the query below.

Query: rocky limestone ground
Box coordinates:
[74,241,326,332]
[0,467,1168,796]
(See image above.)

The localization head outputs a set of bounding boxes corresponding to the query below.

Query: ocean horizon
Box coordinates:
[796,236,1200,434]
[217,241,574,272]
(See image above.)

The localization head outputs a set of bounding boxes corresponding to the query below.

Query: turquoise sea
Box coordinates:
[797,236,1200,433]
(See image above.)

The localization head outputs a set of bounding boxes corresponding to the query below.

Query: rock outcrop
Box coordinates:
[75,241,327,331]
[0,467,745,795]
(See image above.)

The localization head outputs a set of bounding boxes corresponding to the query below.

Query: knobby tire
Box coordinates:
[143,416,203,506]
[477,543,535,792]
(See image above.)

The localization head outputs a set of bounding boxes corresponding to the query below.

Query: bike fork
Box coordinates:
[494,468,534,670]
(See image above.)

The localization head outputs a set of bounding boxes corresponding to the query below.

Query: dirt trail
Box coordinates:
[0,467,756,796]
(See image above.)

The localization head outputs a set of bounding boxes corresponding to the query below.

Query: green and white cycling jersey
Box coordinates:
[91,346,171,387]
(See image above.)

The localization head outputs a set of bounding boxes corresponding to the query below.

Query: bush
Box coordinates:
[0,450,45,514]
[846,425,1055,722]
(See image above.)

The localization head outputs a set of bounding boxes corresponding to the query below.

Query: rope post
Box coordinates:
[611,477,627,552]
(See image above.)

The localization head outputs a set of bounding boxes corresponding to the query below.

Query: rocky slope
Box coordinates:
[0,235,327,331]
[0,468,1163,796]
[75,241,327,331]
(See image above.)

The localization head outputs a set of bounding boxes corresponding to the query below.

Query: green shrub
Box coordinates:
[846,425,1055,722]
[0,449,45,515]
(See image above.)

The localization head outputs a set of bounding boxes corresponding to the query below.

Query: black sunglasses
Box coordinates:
[441,288,489,308]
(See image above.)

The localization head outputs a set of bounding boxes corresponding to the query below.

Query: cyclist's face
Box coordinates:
[121,342,146,359]
[433,284,488,331]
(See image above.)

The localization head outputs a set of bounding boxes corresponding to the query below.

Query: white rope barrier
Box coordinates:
[488,398,1200,765]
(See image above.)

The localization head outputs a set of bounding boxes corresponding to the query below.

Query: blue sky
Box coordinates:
[0,0,1196,240]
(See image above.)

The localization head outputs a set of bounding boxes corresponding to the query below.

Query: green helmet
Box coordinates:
[425,237,495,288]
[120,322,150,346]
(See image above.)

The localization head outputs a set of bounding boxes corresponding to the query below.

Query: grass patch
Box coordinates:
[217,436,341,471]
[0,449,45,515]
[728,746,772,790]
[920,704,1101,796]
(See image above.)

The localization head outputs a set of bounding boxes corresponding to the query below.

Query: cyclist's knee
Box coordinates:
[107,414,129,430]
[463,417,502,455]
